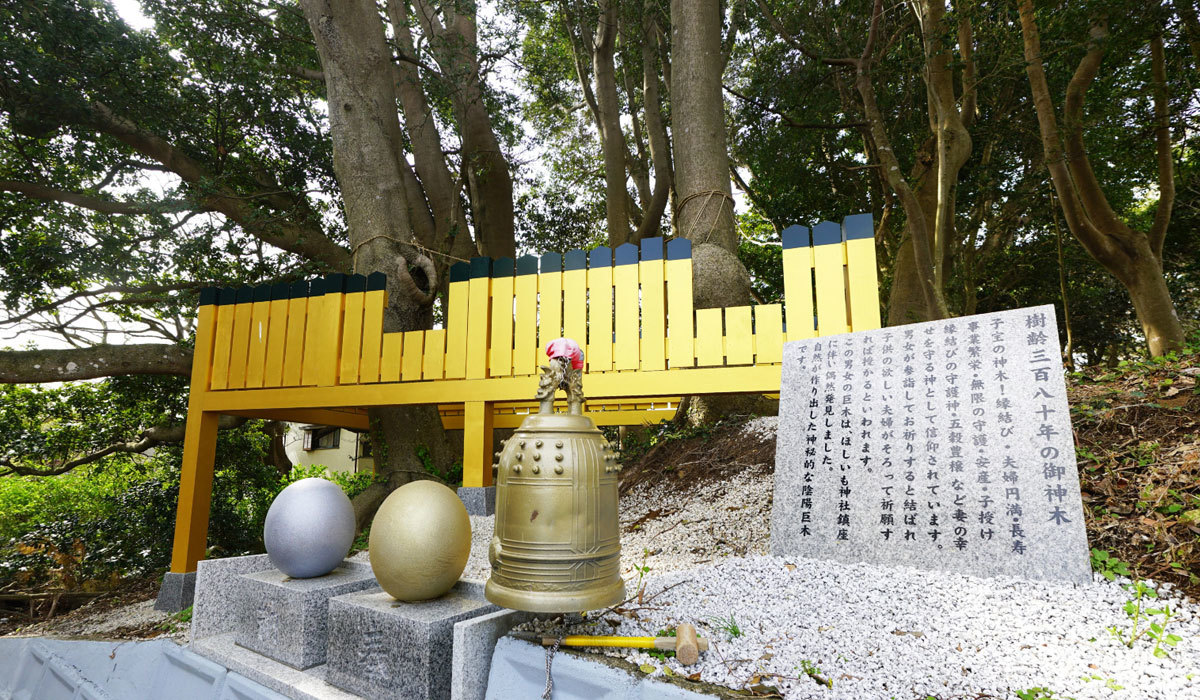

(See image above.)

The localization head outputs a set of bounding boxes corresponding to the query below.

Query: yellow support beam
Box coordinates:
[462,401,494,488]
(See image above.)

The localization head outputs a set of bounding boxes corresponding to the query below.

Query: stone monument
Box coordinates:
[770,304,1091,584]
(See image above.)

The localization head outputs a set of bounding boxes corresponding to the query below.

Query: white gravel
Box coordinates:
[469,416,1198,699]
[518,557,1200,699]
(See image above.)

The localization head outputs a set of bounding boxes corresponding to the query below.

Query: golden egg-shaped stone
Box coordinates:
[368,480,471,602]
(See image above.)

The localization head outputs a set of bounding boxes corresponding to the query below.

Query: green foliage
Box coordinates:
[607,416,732,465]
[1108,579,1183,658]
[1089,548,1131,582]
[707,612,742,639]
[1015,688,1074,700]
[415,444,463,487]
[0,419,375,590]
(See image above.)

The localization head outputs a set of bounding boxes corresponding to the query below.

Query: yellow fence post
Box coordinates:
[613,243,640,370]
[587,247,613,372]
[563,250,588,351]
[359,272,387,383]
[444,263,470,379]
[812,221,849,336]
[782,225,815,342]
[639,237,666,372]
[339,274,367,385]
[263,283,290,387]
[490,258,515,377]
[281,281,309,387]
[513,255,539,376]
[245,285,271,388]
[538,253,563,365]
[465,258,492,380]
[842,213,881,331]
[665,239,694,369]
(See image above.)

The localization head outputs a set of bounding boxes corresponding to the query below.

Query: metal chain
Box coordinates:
[541,636,562,699]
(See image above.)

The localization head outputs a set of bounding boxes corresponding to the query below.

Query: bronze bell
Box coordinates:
[485,352,624,612]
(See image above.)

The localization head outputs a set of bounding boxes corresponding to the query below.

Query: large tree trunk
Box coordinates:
[594,0,633,246]
[411,0,515,260]
[1017,2,1185,355]
[670,0,748,306]
[671,0,767,423]
[301,0,455,526]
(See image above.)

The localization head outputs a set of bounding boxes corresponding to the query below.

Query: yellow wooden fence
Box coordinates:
[170,214,880,574]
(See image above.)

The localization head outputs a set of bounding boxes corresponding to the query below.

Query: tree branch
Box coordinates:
[0,180,191,215]
[723,84,865,129]
[84,102,351,269]
[0,415,245,477]
[0,344,192,384]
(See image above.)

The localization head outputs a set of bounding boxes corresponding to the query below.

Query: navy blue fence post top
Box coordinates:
[564,249,587,271]
[469,257,491,279]
[842,213,874,240]
[270,282,290,300]
[539,251,562,273]
[614,242,638,265]
[639,237,664,260]
[781,224,811,249]
[493,257,515,277]
[811,220,842,246]
[449,261,470,283]
[516,254,538,275]
[666,238,692,259]
[589,246,613,267]
[344,274,366,293]
[366,272,387,291]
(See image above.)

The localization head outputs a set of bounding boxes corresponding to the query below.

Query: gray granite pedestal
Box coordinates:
[456,486,495,516]
[235,565,377,670]
[325,588,497,700]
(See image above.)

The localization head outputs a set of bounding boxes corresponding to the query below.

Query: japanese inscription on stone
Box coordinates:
[770,305,1091,584]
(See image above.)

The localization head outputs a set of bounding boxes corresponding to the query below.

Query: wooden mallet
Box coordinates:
[512,623,708,665]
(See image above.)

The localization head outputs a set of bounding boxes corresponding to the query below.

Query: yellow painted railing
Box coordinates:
[170,214,880,574]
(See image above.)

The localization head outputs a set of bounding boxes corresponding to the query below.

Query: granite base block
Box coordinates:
[326,588,498,700]
[451,608,533,700]
[192,554,276,641]
[154,571,197,613]
[235,565,378,670]
[457,486,495,516]
[193,633,360,700]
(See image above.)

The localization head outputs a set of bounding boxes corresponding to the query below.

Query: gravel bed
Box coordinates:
[516,556,1200,699]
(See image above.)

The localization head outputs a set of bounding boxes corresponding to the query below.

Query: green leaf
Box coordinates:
[639,664,656,674]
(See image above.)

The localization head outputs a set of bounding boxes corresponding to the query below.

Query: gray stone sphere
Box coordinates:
[264,477,356,578]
